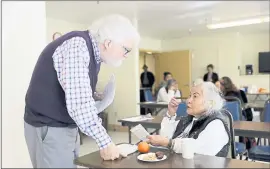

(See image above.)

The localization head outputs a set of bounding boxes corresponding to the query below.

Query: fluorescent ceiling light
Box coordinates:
[207,16,270,29]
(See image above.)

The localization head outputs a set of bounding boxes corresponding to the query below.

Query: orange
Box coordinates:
[138,142,150,153]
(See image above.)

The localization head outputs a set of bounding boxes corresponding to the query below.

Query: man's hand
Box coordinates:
[168,97,181,116]
[147,135,169,147]
[93,92,104,101]
[100,143,127,160]
[100,143,120,160]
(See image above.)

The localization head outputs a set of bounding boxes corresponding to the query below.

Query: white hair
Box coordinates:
[89,14,140,45]
[199,82,224,111]
[193,78,203,86]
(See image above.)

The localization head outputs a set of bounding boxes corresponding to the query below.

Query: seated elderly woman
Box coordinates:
[147,82,231,157]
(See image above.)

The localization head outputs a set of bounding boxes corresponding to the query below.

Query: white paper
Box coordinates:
[117,144,137,156]
[95,74,115,113]
[130,124,150,141]
[122,116,154,122]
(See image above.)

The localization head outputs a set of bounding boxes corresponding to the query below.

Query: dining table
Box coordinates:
[74,145,270,168]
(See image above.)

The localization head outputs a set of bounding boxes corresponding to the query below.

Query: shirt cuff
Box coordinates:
[166,111,177,120]
[94,132,112,149]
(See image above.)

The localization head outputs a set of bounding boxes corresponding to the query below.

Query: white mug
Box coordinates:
[181,138,196,159]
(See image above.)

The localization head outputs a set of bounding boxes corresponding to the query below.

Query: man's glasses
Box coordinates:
[123,46,132,56]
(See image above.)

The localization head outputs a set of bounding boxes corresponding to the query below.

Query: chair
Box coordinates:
[223,101,242,121]
[221,109,236,158]
[262,99,270,122]
[144,89,154,102]
[224,96,246,121]
[176,103,187,117]
[248,99,270,162]
[223,101,247,159]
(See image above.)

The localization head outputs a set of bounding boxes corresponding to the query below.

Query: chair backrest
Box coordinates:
[223,100,242,121]
[262,99,270,122]
[176,103,187,117]
[144,89,154,102]
[225,96,248,121]
[221,109,236,159]
[224,96,243,107]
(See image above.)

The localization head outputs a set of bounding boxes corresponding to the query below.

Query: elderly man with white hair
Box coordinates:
[147,82,231,157]
[24,14,140,168]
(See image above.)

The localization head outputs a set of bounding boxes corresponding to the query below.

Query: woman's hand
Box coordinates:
[147,135,169,147]
[168,97,181,116]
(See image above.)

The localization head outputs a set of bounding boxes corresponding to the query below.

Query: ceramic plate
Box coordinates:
[137,153,167,162]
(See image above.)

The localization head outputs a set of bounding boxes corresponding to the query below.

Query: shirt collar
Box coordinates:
[88,32,101,64]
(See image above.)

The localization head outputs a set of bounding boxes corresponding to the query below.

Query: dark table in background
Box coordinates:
[233,121,270,139]
[119,116,270,143]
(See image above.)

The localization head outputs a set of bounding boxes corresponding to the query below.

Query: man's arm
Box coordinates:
[203,74,207,81]
[150,72,155,85]
[52,37,112,149]
[213,73,219,83]
[140,73,144,85]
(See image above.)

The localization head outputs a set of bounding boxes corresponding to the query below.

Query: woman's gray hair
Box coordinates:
[193,78,203,86]
[165,79,177,93]
[166,79,177,88]
[89,14,140,45]
[199,82,224,112]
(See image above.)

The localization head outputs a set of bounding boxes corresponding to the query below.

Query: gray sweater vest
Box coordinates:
[24,31,101,127]
[172,111,231,157]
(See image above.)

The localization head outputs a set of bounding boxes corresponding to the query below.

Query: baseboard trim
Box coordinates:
[108,124,129,132]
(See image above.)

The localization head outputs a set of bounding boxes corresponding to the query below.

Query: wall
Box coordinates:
[139,37,162,51]
[2,1,47,167]
[138,38,162,88]
[162,32,270,90]
[46,17,88,43]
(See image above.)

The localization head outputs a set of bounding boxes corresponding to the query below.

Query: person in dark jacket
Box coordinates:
[203,64,219,84]
[221,80,253,121]
[140,64,155,91]
[220,76,246,117]
[220,77,242,101]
